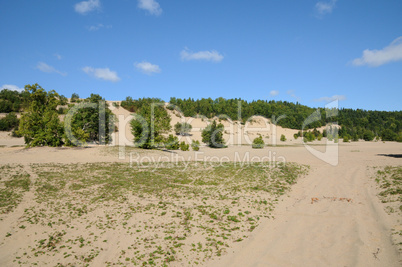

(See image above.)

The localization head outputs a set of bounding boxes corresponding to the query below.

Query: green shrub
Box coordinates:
[174,122,192,136]
[252,135,264,149]
[191,140,200,151]
[179,141,189,151]
[363,130,374,141]
[280,134,286,142]
[0,112,19,131]
[165,134,179,150]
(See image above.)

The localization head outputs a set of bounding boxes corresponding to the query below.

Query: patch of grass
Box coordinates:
[373,166,402,252]
[0,165,31,213]
[375,166,402,208]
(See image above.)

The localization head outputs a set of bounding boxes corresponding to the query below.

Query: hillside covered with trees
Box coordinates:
[168,97,402,142]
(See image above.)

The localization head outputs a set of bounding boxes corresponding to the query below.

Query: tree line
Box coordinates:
[1,87,401,146]
[168,97,401,142]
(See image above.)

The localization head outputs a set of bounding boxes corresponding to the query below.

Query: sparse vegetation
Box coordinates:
[373,166,402,252]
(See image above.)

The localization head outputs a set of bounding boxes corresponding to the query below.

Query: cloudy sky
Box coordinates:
[0,0,401,111]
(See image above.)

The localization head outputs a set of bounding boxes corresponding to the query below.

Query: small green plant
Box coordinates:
[280,134,286,142]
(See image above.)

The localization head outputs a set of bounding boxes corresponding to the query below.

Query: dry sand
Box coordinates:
[207,142,402,267]
[0,138,401,266]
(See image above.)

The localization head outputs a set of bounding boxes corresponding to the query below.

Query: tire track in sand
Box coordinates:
[209,163,400,267]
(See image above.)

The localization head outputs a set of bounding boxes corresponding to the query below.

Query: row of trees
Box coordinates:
[0,89,30,113]
[2,89,401,148]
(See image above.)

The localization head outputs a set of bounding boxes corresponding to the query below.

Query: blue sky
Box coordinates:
[0,0,401,111]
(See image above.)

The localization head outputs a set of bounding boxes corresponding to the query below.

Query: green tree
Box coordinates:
[17,84,64,147]
[252,135,265,148]
[59,95,68,105]
[201,120,225,148]
[130,102,171,149]
[70,93,79,103]
[64,94,114,146]
[174,122,192,136]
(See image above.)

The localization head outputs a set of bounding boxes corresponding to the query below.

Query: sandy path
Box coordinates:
[209,156,401,266]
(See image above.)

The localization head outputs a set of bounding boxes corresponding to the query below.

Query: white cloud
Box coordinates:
[138,0,162,16]
[314,95,346,102]
[352,37,402,67]
[36,62,67,76]
[315,0,337,15]
[74,0,100,15]
[286,90,301,102]
[180,48,224,62]
[269,90,279,97]
[82,66,120,82]
[87,24,112,31]
[54,53,62,60]
[88,24,104,31]
[1,84,24,92]
[134,61,161,75]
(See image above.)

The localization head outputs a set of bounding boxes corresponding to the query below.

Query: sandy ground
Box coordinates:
[0,138,401,266]
[207,142,402,267]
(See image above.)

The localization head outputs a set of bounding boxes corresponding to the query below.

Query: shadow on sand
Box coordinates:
[377,154,402,158]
